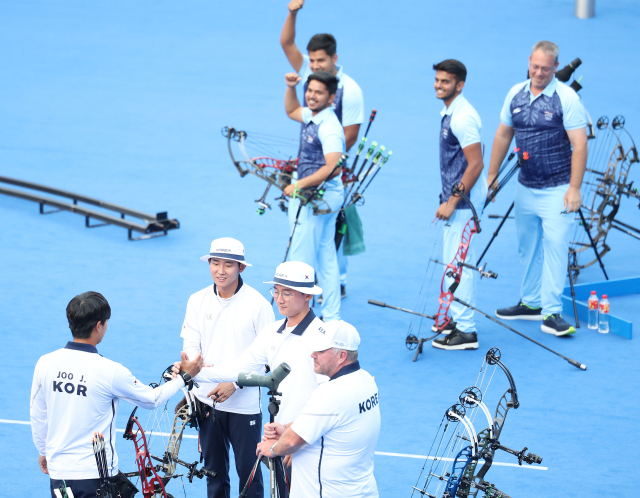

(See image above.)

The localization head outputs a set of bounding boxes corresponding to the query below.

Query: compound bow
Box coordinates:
[222,124,392,217]
[395,183,495,358]
[369,184,587,370]
[120,367,215,498]
[570,115,640,277]
[411,348,543,498]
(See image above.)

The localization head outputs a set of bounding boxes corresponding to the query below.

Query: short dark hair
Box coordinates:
[66,291,111,339]
[307,72,339,96]
[307,34,337,57]
[433,59,467,83]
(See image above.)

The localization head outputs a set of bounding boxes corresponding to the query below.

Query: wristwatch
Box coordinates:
[178,369,194,391]
[270,442,279,457]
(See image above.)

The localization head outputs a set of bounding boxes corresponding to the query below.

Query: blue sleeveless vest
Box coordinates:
[439,114,470,209]
[510,85,572,188]
[303,81,344,124]
[297,120,325,180]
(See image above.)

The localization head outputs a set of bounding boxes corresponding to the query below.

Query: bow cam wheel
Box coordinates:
[405,334,419,350]
[459,386,482,407]
[486,347,501,365]
[446,403,466,421]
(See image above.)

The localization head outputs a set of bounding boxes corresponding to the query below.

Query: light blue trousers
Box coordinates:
[287,180,343,321]
[337,188,348,285]
[514,183,573,316]
[442,178,487,333]
[338,236,347,286]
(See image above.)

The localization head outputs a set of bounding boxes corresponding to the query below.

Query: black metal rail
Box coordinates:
[0,176,179,240]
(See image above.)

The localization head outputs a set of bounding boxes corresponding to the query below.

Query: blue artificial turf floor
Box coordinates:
[1,1,639,497]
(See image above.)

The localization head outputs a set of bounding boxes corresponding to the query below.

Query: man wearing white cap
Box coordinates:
[180,237,275,498]
[257,320,380,498]
[177,260,328,497]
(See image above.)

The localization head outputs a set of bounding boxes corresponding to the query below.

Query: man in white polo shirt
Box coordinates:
[257,320,380,498]
[31,291,202,498]
[175,260,327,497]
[180,237,275,498]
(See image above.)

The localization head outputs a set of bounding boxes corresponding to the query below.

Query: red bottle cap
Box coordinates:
[603,294,608,299]
[591,290,596,294]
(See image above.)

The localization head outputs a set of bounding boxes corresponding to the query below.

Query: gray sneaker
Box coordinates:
[541,314,576,336]
[496,301,543,321]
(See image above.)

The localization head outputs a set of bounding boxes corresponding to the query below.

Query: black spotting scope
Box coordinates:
[237,363,291,391]
[555,58,582,82]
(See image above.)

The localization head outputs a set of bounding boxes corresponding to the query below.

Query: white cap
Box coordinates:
[306,320,361,352]
[200,237,252,267]
[263,261,322,295]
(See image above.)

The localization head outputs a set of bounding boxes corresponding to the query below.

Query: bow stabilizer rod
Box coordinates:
[368,299,436,319]
[453,296,587,370]
[484,148,528,209]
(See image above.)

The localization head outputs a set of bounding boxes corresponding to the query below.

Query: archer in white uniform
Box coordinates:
[176,260,327,497]
[257,320,380,498]
[30,291,202,498]
[181,237,275,498]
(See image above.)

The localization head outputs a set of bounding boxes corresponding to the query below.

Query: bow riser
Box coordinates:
[125,415,167,498]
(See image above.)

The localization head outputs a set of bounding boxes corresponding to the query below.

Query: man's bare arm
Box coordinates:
[281,1,305,72]
[435,142,484,220]
[564,127,588,212]
[285,73,304,123]
[344,124,360,152]
[257,426,307,458]
[487,123,514,196]
[451,142,484,207]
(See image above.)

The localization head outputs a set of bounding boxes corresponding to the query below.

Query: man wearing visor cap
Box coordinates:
[180,237,275,498]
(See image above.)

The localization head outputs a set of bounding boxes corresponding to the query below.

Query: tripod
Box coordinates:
[239,388,289,498]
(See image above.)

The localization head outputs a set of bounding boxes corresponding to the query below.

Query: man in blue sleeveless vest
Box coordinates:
[281,0,365,299]
[282,71,346,322]
[489,41,588,336]
[430,60,487,351]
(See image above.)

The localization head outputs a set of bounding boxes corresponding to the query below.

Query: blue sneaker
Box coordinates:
[541,314,576,336]
[496,301,543,321]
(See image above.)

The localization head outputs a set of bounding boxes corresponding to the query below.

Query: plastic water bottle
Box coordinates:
[587,291,599,329]
[598,294,610,334]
